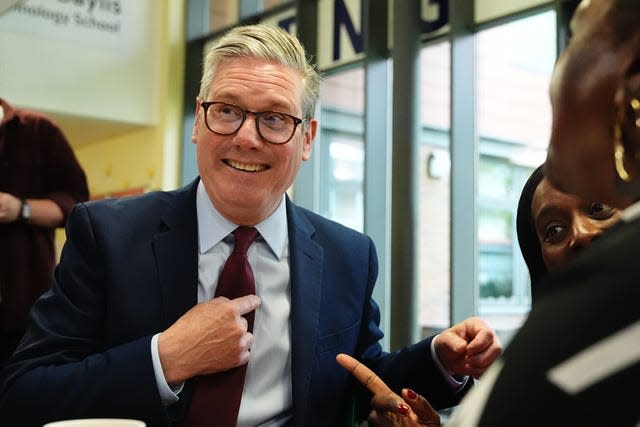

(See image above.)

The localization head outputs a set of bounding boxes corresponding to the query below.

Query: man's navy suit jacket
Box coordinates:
[0,179,467,426]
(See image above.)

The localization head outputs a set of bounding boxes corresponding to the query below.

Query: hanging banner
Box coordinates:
[0,0,145,51]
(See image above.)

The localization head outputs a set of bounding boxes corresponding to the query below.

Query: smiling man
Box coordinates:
[0,24,502,427]
[191,54,316,226]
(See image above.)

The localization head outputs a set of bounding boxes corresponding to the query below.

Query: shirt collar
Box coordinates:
[196,180,288,259]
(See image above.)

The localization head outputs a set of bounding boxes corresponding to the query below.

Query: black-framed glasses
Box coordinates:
[201,101,304,144]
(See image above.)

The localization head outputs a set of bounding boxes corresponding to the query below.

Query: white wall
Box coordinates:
[0,0,160,130]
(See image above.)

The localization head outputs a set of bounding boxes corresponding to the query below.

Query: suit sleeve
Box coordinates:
[356,238,472,411]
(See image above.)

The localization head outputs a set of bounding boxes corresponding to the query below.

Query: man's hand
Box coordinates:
[158,294,261,384]
[434,316,502,378]
[0,192,21,223]
[336,353,441,427]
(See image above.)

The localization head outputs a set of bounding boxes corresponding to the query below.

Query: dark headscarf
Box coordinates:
[516,164,548,303]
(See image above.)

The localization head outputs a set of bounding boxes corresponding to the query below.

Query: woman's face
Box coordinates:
[531,178,621,272]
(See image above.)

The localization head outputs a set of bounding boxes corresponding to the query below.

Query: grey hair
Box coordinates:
[198,24,321,121]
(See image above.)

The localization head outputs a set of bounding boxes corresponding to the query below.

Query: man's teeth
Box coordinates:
[227,159,266,172]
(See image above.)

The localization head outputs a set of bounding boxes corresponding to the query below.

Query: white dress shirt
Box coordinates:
[152,181,292,426]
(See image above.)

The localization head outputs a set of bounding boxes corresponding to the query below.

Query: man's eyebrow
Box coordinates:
[210,94,295,113]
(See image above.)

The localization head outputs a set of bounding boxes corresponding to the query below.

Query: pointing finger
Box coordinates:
[336,353,392,395]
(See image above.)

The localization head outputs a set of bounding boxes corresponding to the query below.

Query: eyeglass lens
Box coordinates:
[205,102,299,144]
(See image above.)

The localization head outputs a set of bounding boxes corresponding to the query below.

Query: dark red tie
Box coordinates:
[184,226,259,427]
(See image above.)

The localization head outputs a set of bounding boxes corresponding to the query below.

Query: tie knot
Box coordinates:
[232,226,258,254]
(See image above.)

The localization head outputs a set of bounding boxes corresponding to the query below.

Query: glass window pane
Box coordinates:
[262,0,289,11]
[476,10,556,343]
[418,41,451,336]
[318,67,365,232]
[210,0,239,32]
[239,0,292,19]
[190,1,293,37]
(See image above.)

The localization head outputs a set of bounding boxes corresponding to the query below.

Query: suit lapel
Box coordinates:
[152,180,200,329]
[287,200,323,424]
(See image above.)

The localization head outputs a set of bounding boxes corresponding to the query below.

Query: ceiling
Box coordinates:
[44,111,145,148]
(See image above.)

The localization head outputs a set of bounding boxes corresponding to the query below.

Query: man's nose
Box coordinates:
[234,114,263,146]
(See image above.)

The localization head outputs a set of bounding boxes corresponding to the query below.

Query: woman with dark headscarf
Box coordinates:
[516,164,620,302]
[515,165,547,293]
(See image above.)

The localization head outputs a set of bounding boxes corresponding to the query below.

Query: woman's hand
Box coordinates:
[336,353,441,427]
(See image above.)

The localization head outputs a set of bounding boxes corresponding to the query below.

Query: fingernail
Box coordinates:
[396,403,410,416]
[406,389,418,400]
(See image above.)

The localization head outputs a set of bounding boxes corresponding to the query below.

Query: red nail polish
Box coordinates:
[406,389,418,400]
[396,403,410,416]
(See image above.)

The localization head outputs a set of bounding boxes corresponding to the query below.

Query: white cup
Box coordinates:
[43,420,145,427]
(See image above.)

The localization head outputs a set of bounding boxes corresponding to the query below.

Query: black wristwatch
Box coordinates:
[19,199,31,223]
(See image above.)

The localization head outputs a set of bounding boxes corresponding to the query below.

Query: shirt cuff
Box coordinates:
[151,333,183,405]
[430,334,469,391]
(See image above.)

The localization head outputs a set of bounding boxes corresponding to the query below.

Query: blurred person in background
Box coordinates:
[0,97,89,366]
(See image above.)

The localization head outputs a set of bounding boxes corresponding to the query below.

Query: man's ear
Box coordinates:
[192,99,201,144]
[301,119,318,161]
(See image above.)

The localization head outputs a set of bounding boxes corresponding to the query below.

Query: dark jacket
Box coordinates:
[0,180,468,426]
